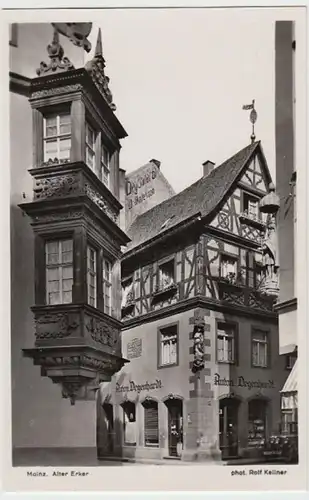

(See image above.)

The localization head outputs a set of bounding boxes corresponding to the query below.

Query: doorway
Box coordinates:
[219,398,239,459]
[165,398,183,458]
[102,403,114,454]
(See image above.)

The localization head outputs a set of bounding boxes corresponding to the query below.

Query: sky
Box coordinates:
[82,8,285,194]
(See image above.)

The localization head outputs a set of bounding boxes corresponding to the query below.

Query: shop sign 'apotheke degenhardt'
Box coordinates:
[214,373,275,390]
[116,379,163,394]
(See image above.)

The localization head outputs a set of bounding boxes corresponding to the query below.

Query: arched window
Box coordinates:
[121,401,136,446]
[143,399,159,447]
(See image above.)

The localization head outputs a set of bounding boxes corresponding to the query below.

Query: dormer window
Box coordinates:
[158,259,175,291]
[43,113,71,162]
[85,122,96,171]
[101,144,110,187]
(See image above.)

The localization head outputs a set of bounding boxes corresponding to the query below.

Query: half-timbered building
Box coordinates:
[98,140,287,462]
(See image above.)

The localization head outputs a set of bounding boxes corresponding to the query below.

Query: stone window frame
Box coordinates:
[215,319,239,365]
[157,321,179,369]
[251,327,271,369]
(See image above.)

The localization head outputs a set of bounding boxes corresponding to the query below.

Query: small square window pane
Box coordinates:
[46,266,59,281]
[45,139,58,156]
[63,278,73,292]
[46,241,58,253]
[47,279,60,293]
[46,126,58,138]
[46,116,57,127]
[48,292,61,305]
[59,113,70,124]
[62,240,73,252]
[62,251,73,264]
[63,291,72,303]
[62,266,73,279]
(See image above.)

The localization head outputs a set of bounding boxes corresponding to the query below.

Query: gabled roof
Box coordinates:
[126,141,268,252]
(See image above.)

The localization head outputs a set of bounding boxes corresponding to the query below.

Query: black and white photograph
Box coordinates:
[1,4,307,493]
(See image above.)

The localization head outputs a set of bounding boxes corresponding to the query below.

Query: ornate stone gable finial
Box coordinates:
[85,28,116,111]
[36,28,75,77]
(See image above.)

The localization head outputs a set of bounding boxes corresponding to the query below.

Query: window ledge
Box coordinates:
[238,212,266,230]
[152,283,178,302]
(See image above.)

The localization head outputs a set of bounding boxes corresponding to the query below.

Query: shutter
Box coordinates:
[144,403,159,445]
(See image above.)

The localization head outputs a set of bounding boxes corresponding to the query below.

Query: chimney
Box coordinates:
[150,159,161,169]
[202,160,215,177]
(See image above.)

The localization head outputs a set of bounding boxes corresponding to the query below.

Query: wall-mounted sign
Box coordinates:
[126,168,157,210]
[127,338,142,359]
[127,188,155,210]
[126,169,157,196]
[214,373,275,390]
[116,379,163,394]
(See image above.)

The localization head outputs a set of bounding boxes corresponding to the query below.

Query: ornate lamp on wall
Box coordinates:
[259,183,280,298]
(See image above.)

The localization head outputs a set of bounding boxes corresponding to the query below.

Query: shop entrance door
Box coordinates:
[219,398,239,459]
[102,403,114,454]
[166,398,183,457]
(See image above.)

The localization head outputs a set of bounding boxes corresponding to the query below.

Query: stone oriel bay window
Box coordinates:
[31,89,116,195]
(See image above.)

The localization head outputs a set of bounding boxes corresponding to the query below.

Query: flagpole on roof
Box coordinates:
[242,99,258,143]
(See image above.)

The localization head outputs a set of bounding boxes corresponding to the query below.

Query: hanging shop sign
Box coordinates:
[116,379,163,394]
[214,373,275,390]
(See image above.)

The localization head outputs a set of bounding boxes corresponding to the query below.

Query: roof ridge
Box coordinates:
[128,141,259,231]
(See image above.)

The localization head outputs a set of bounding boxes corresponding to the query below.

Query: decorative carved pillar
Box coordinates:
[73,227,87,304]
[32,108,43,168]
[70,98,85,163]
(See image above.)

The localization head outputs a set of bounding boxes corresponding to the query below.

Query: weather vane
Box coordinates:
[242,99,258,143]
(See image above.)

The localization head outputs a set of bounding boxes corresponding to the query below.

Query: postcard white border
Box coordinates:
[0,2,308,494]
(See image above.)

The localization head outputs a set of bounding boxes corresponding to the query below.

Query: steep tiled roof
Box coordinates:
[126,141,261,252]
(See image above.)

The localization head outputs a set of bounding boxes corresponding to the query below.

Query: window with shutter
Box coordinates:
[143,400,159,447]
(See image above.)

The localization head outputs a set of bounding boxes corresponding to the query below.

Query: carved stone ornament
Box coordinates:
[35,312,79,340]
[85,28,116,111]
[258,214,280,298]
[34,174,80,200]
[32,211,84,225]
[85,183,118,223]
[31,84,83,100]
[85,316,120,350]
[192,323,205,374]
[36,29,75,77]
[61,376,87,405]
